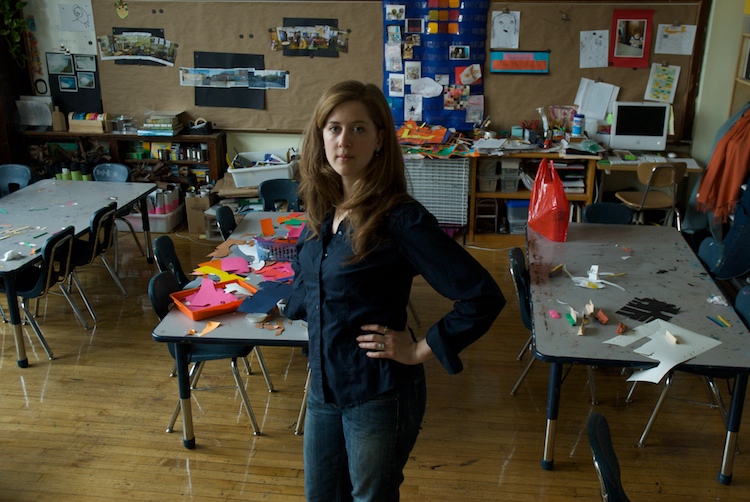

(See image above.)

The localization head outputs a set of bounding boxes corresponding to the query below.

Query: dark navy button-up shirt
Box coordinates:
[285,200,505,407]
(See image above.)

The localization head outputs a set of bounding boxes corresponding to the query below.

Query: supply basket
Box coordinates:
[256,237,297,261]
[228,148,297,188]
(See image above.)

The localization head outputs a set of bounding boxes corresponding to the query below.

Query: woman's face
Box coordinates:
[322,100,383,187]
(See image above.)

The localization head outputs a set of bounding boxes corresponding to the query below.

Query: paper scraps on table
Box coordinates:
[239,281,292,314]
[616,297,680,323]
[563,264,626,290]
[208,238,248,258]
[603,319,722,384]
[186,277,238,308]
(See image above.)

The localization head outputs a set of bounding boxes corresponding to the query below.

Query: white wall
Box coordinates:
[691,0,746,163]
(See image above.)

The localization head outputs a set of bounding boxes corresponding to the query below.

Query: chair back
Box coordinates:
[258,179,300,212]
[21,226,75,298]
[0,164,33,197]
[635,162,687,207]
[153,235,191,288]
[735,286,750,328]
[582,203,632,225]
[148,271,181,320]
[588,412,630,502]
[215,205,237,241]
[93,163,130,182]
[83,203,118,263]
[508,247,532,330]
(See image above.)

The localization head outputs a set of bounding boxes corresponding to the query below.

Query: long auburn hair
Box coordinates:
[298,80,411,262]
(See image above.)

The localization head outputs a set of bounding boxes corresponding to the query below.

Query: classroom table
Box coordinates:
[0,179,157,367]
[152,210,308,448]
[527,223,749,485]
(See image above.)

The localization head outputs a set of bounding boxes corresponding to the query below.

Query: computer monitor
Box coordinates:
[609,101,670,152]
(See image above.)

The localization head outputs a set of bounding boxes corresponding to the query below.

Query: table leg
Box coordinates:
[139,198,154,264]
[3,277,27,368]
[542,362,563,470]
[174,344,195,449]
[718,373,748,485]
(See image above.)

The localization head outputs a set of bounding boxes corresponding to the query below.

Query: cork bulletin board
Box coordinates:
[91,1,707,139]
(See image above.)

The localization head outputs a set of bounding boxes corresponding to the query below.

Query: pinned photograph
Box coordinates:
[405,34,421,46]
[385,5,405,21]
[74,54,97,72]
[443,85,469,110]
[47,52,74,74]
[389,74,405,97]
[457,64,482,85]
[77,71,96,89]
[404,61,421,84]
[59,75,78,92]
[435,74,450,86]
[387,25,402,44]
[406,18,424,34]
[449,45,469,60]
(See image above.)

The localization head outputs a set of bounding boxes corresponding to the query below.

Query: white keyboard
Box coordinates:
[606,154,666,165]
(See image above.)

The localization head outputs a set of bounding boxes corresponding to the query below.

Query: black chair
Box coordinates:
[582,202,632,225]
[258,179,300,212]
[0,163,33,197]
[0,226,78,359]
[148,272,261,436]
[509,247,597,403]
[67,203,127,326]
[93,163,145,268]
[588,412,631,502]
[215,205,237,241]
[736,286,750,327]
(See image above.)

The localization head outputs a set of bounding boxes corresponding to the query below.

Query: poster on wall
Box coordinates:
[609,9,654,69]
[382,0,489,129]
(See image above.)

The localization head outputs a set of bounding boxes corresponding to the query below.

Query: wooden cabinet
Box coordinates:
[731,33,750,116]
[467,152,597,246]
[20,130,228,181]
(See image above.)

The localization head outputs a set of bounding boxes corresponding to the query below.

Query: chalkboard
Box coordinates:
[92,1,706,139]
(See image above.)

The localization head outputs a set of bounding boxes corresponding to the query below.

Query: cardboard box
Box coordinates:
[185,193,218,234]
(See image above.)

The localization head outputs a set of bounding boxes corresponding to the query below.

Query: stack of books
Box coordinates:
[138,110,185,136]
[554,161,586,194]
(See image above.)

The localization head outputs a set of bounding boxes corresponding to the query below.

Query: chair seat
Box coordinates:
[615,190,675,209]
[168,343,254,362]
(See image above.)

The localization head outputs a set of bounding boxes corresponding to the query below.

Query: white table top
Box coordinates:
[528,224,749,371]
[152,210,308,347]
[0,178,156,276]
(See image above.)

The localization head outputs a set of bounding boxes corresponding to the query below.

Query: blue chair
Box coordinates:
[509,247,597,402]
[148,271,261,436]
[582,202,632,224]
[0,226,79,360]
[0,164,33,197]
[588,412,631,502]
[93,163,145,266]
[214,205,237,241]
[258,179,300,212]
[697,185,750,280]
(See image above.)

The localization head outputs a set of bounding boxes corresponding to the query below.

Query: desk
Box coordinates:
[0,179,156,367]
[528,224,749,485]
[595,156,703,203]
[152,210,308,448]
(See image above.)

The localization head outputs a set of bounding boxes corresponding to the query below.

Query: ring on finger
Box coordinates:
[379,342,385,350]
[383,326,389,335]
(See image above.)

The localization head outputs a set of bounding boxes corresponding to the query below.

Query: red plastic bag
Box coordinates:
[527,158,569,242]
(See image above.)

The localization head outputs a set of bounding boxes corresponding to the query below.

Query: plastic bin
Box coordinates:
[477,159,498,176]
[228,148,297,188]
[120,204,184,233]
[500,158,521,176]
[478,174,501,192]
[500,175,520,192]
[506,199,530,234]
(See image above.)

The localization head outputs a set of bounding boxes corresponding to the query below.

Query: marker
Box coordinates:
[707,316,725,327]
[0,208,7,214]
[33,232,47,239]
[717,315,732,327]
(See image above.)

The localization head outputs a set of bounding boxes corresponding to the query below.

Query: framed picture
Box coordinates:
[59,75,78,92]
[46,52,75,74]
[77,71,96,89]
[449,45,470,60]
[609,9,654,68]
[388,74,405,97]
[74,54,97,72]
[490,51,550,74]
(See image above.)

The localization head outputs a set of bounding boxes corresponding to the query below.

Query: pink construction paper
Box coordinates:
[186,277,238,308]
[287,223,305,240]
[221,256,250,274]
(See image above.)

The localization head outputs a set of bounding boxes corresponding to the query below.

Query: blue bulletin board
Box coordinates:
[382,1,489,130]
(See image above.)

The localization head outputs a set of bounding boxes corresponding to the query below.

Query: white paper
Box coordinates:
[15,100,52,126]
[580,30,609,69]
[654,24,697,55]
[410,77,443,98]
[644,64,681,104]
[490,11,520,49]
[603,319,722,384]
[574,78,620,121]
[404,94,422,122]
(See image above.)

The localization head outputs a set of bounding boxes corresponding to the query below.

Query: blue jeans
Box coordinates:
[304,375,427,501]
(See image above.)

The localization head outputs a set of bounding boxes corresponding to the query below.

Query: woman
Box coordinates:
[285,80,504,501]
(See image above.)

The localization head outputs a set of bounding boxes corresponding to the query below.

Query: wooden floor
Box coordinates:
[0,227,749,501]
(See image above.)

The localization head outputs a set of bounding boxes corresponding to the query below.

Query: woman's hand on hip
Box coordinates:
[357,324,433,365]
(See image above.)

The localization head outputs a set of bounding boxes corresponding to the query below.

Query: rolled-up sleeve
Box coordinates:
[391,203,505,374]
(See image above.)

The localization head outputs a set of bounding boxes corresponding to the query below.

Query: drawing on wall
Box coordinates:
[59,3,93,32]
[490,10,520,49]
[580,30,609,69]
[389,74,405,97]
[404,94,422,122]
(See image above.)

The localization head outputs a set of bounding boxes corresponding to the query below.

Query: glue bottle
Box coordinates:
[572,114,585,137]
